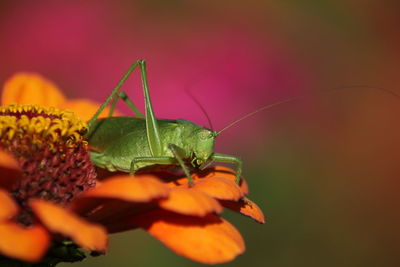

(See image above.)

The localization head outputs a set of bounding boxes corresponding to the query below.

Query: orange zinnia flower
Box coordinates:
[2,72,113,121]
[0,73,265,265]
[0,104,107,264]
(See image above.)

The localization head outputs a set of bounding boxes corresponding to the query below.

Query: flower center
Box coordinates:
[0,104,96,223]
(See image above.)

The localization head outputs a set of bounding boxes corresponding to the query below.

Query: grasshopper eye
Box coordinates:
[199,130,211,140]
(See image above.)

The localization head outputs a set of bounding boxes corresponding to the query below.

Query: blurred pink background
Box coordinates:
[1,0,400,266]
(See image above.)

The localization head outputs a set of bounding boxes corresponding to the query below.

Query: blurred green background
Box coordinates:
[1,0,400,266]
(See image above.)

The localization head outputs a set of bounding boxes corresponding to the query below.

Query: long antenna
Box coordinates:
[185,88,214,130]
[216,85,400,136]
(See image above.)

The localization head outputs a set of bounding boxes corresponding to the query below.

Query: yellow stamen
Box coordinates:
[0,104,88,150]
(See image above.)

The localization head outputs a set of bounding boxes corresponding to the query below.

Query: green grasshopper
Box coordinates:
[86,60,243,186]
[85,60,398,186]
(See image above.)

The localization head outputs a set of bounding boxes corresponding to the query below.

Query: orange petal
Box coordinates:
[165,175,193,188]
[193,166,236,179]
[167,167,249,194]
[193,166,249,194]
[0,149,19,170]
[240,179,249,195]
[221,197,265,224]
[2,73,66,107]
[159,188,223,217]
[193,177,244,201]
[0,189,18,220]
[62,99,121,121]
[73,199,157,231]
[132,210,245,264]
[78,175,169,202]
[104,218,141,234]
[0,150,22,189]
[30,199,108,252]
[70,175,169,224]
[0,222,49,262]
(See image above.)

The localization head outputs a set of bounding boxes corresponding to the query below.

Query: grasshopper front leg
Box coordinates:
[210,153,243,183]
[168,144,194,186]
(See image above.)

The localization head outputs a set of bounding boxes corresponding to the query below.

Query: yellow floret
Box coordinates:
[0,104,88,150]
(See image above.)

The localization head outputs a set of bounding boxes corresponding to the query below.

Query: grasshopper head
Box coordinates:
[191,128,216,165]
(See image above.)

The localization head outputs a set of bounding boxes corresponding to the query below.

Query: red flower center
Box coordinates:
[0,104,96,224]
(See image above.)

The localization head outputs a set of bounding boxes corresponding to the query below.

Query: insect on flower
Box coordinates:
[0,72,265,265]
[86,60,260,185]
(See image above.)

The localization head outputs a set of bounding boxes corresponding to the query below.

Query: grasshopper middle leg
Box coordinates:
[87,60,143,129]
[108,91,144,117]
[210,153,243,183]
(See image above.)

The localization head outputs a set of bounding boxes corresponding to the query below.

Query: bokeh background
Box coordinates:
[1,0,400,266]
